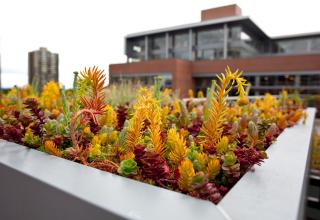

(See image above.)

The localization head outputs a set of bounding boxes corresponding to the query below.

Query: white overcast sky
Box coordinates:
[0,0,320,88]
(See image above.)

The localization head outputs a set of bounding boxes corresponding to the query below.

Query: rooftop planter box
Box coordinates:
[0,108,315,220]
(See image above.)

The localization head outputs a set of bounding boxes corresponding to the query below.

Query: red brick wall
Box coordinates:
[192,54,320,74]
[172,60,193,97]
[109,59,194,97]
[109,54,320,97]
[201,4,242,21]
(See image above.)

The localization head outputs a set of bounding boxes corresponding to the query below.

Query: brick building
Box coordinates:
[109,4,320,97]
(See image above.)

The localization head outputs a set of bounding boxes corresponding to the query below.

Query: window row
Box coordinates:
[194,74,320,93]
[111,75,172,89]
[126,25,268,61]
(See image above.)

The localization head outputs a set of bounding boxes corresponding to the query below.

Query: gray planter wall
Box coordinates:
[0,108,316,220]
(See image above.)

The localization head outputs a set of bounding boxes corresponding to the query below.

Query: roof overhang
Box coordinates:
[126,15,269,40]
[272,31,320,40]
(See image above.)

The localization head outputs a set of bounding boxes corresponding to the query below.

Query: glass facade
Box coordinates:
[111,74,172,89]
[126,37,146,62]
[196,27,224,60]
[260,75,295,86]
[301,74,320,86]
[172,31,190,60]
[194,77,216,93]
[276,37,320,54]
[126,21,320,62]
[227,26,267,58]
[122,18,320,96]
[149,34,166,59]
[243,75,256,86]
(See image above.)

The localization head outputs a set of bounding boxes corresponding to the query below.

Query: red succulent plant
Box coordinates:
[134,144,170,185]
[234,146,265,170]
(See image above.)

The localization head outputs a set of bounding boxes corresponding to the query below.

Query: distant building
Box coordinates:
[28,47,59,90]
[109,4,320,97]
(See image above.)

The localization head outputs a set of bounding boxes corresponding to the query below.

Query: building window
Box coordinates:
[277,75,295,86]
[311,38,320,51]
[149,34,166,59]
[277,39,309,54]
[197,48,224,60]
[193,76,219,94]
[243,76,255,86]
[301,74,320,86]
[276,37,320,54]
[126,37,145,62]
[111,74,172,89]
[260,75,295,86]
[196,27,224,60]
[227,26,265,58]
[197,28,224,46]
[260,76,275,86]
[172,31,190,60]
[174,32,189,50]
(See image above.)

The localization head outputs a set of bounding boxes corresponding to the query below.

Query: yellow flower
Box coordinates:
[7,87,18,98]
[109,130,118,143]
[197,90,204,98]
[91,135,101,146]
[100,105,117,127]
[44,140,62,157]
[83,127,91,134]
[188,89,194,98]
[179,128,189,139]
[100,133,108,145]
[89,144,102,158]
[206,158,221,180]
[216,136,229,154]
[40,81,60,110]
[120,152,135,161]
[161,106,169,123]
[195,152,208,171]
[172,100,181,115]
[167,128,187,166]
[51,109,60,118]
[178,160,195,192]
[200,67,247,150]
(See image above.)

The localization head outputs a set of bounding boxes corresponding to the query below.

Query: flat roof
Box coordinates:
[272,31,320,40]
[126,15,269,40]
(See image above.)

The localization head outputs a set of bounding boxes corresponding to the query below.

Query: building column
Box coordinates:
[254,75,260,95]
[188,29,193,60]
[144,36,149,60]
[295,75,301,87]
[172,60,193,97]
[223,23,228,59]
[165,32,169,59]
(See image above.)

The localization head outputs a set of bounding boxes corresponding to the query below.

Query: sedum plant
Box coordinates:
[0,66,307,205]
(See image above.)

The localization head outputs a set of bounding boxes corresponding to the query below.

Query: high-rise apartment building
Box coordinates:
[28,47,59,90]
[109,4,320,97]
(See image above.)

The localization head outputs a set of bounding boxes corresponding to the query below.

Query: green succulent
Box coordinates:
[178,100,190,127]
[223,152,237,166]
[153,76,162,101]
[192,172,208,189]
[43,119,60,136]
[187,141,198,161]
[216,136,229,154]
[248,121,259,140]
[22,130,41,148]
[117,159,138,177]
